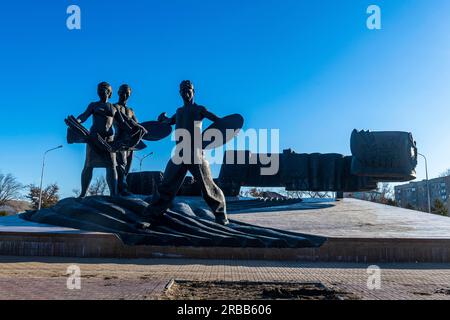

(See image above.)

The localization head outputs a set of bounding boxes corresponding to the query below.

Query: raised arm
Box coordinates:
[201,106,220,122]
[113,105,129,127]
[158,112,176,126]
[77,103,94,123]
[128,110,148,133]
[129,110,144,128]
[113,106,145,133]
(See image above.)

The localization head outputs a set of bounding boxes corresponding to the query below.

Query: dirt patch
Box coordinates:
[163,280,356,300]
[413,291,432,296]
[435,288,450,295]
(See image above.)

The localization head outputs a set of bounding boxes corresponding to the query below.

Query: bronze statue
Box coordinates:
[114,84,140,196]
[143,80,229,225]
[76,82,118,197]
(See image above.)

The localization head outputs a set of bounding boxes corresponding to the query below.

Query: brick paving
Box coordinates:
[0,256,449,300]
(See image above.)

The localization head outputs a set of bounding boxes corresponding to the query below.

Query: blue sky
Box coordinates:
[0,0,449,197]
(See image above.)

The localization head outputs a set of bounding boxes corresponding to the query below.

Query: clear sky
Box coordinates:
[0,0,449,197]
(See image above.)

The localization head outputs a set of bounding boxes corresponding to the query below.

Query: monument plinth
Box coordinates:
[1,198,450,263]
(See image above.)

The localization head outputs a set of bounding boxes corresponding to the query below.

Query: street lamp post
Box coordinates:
[38,145,63,210]
[136,152,154,172]
[418,152,431,214]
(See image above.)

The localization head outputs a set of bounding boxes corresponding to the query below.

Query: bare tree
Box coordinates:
[432,198,448,216]
[27,183,60,210]
[359,183,396,206]
[72,189,81,197]
[239,189,251,198]
[377,182,394,202]
[247,187,263,198]
[303,191,333,199]
[285,190,306,199]
[70,177,108,198]
[240,188,335,200]
[0,173,23,205]
[88,176,107,196]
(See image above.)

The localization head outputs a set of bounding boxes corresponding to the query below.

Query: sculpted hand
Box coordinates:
[138,124,148,134]
[157,112,168,122]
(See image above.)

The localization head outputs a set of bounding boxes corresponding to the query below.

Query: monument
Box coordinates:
[7,78,447,263]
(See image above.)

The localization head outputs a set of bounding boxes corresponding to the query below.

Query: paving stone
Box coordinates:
[0,257,449,300]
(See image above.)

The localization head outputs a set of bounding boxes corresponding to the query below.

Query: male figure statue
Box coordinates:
[77,82,118,197]
[143,80,229,225]
[114,84,140,196]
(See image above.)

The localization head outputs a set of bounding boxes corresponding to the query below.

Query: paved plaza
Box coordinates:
[0,256,449,300]
[1,199,450,299]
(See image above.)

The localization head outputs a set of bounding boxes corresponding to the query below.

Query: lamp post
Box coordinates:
[135,152,153,172]
[418,152,431,214]
[38,145,63,210]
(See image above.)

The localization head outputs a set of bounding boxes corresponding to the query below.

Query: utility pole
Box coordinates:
[38,145,63,210]
[135,152,153,172]
[418,153,431,214]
